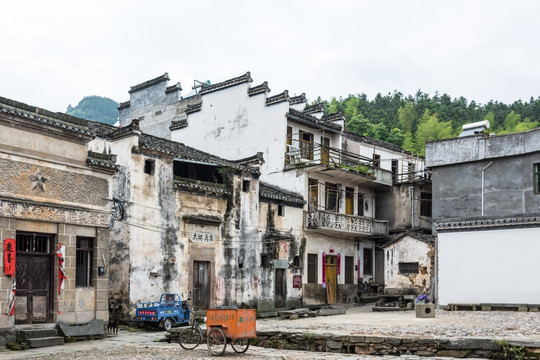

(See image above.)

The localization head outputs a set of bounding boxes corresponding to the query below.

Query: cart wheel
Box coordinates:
[179,326,201,350]
[207,327,226,356]
[231,338,250,353]
[163,318,172,331]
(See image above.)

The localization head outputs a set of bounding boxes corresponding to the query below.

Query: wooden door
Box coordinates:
[345,187,354,215]
[274,268,286,309]
[321,137,330,165]
[193,261,210,310]
[325,255,337,305]
[15,233,53,324]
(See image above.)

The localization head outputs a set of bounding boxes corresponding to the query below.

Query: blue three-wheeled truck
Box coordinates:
[136,293,190,331]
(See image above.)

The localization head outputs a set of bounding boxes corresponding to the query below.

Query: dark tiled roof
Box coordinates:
[266,90,289,106]
[165,82,182,94]
[170,119,188,131]
[138,134,259,174]
[322,112,345,123]
[86,151,118,171]
[118,101,130,110]
[199,72,252,95]
[286,108,342,132]
[174,177,230,196]
[129,73,170,94]
[0,96,92,136]
[259,182,305,207]
[436,214,540,231]
[289,93,306,105]
[185,102,202,114]
[378,230,435,248]
[303,104,324,115]
[344,132,416,156]
[248,82,270,97]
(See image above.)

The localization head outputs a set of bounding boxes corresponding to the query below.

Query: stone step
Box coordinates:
[26,336,64,348]
[18,329,58,340]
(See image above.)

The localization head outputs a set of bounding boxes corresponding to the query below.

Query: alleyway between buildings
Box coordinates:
[0,306,537,359]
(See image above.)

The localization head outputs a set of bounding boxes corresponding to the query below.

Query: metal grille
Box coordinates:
[16,233,52,254]
[399,262,419,275]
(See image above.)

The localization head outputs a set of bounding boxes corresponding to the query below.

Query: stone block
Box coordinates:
[58,319,104,337]
[416,304,435,318]
[365,336,385,343]
[437,350,468,358]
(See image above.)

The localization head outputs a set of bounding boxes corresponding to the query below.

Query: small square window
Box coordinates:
[293,255,300,267]
[277,205,284,216]
[144,159,155,175]
[242,179,250,192]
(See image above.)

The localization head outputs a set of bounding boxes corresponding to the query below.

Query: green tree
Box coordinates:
[414,110,453,155]
[66,96,119,125]
[398,101,415,133]
[388,128,405,147]
[346,115,371,135]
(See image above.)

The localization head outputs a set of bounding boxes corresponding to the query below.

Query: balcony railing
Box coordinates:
[304,210,389,236]
[286,140,374,174]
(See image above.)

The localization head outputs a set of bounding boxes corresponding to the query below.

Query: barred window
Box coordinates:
[399,262,419,275]
[76,237,94,287]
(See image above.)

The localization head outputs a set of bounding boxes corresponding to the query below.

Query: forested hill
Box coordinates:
[66,96,118,125]
[319,91,540,156]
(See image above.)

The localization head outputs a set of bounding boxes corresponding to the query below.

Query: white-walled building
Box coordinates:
[118,72,432,306]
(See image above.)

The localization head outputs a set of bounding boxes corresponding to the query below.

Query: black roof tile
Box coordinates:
[266,90,289,106]
[200,72,252,95]
[129,73,170,94]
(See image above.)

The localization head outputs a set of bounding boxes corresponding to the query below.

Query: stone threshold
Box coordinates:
[254,330,540,359]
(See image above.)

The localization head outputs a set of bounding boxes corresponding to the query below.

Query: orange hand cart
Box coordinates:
[205,308,256,356]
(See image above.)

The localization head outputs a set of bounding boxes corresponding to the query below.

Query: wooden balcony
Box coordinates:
[304,210,389,237]
[285,141,392,187]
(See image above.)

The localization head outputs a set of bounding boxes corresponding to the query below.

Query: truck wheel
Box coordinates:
[163,318,172,331]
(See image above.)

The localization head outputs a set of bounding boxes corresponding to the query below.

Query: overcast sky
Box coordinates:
[2,1,540,113]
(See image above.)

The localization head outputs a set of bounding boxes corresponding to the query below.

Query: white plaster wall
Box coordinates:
[0,123,87,164]
[438,227,540,305]
[304,233,357,285]
[172,85,290,190]
[384,236,432,291]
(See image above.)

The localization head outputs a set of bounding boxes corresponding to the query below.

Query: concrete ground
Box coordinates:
[0,306,537,359]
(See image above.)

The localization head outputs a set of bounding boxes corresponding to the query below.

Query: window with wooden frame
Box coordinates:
[76,237,94,287]
[285,126,293,165]
[363,248,373,275]
[535,163,540,194]
[325,183,339,212]
[345,256,354,284]
[399,262,419,275]
[277,204,285,217]
[308,178,319,210]
[307,253,318,283]
[299,130,314,160]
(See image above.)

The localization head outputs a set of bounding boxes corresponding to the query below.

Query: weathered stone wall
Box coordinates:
[254,330,539,359]
[0,159,109,207]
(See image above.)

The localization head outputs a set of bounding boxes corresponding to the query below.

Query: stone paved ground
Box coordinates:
[0,306,537,359]
[257,306,540,341]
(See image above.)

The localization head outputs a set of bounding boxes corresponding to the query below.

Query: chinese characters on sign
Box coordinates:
[4,238,15,277]
[293,275,302,288]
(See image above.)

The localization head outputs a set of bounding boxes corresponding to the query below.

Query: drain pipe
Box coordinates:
[481,161,493,216]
